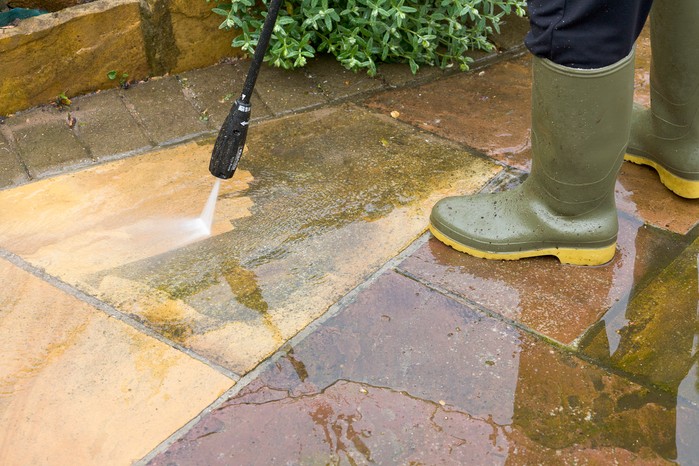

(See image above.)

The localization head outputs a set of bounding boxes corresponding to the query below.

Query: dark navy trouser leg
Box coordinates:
[525,0,654,69]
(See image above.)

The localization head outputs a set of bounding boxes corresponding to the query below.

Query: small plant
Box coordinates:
[54,92,71,108]
[107,70,130,88]
[207,0,526,75]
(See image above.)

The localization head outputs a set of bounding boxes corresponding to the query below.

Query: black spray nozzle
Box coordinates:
[209,99,251,179]
[208,0,282,180]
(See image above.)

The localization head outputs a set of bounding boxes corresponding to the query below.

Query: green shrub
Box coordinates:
[208,0,526,75]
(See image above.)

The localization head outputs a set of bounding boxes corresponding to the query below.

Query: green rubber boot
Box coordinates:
[626,0,699,199]
[430,52,635,266]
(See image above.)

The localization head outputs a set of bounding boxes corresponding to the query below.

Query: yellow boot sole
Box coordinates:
[624,153,699,199]
[429,224,616,266]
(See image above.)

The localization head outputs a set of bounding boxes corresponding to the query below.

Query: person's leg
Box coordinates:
[429,1,651,265]
[525,0,653,69]
[626,0,699,199]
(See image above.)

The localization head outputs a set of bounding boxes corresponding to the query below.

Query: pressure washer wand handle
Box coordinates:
[209,0,283,179]
[240,0,283,103]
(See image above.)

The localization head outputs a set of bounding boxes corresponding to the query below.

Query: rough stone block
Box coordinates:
[168,0,239,73]
[0,0,150,116]
[7,0,83,10]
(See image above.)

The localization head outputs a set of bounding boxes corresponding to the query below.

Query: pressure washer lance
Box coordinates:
[209,0,283,179]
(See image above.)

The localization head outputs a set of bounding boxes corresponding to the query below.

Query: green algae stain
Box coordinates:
[580,238,699,393]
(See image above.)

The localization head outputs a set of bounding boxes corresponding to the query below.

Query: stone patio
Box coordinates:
[1,19,697,466]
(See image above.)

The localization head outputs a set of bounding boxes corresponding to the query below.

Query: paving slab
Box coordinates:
[254,64,328,115]
[70,90,152,160]
[0,259,234,466]
[0,104,500,374]
[579,236,699,395]
[149,271,691,465]
[0,129,27,189]
[366,55,533,171]
[376,61,449,89]
[397,210,691,345]
[178,62,272,128]
[121,76,208,145]
[303,54,385,100]
[7,106,92,178]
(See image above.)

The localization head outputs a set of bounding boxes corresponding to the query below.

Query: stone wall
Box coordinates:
[0,0,239,115]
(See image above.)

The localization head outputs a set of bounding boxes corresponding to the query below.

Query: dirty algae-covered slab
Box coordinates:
[0,104,499,374]
[0,259,234,466]
[150,271,692,465]
[579,235,699,396]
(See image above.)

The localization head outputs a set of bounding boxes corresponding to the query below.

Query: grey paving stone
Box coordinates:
[377,62,446,88]
[0,129,28,189]
[178,62,272,128]
[303,54,384,99]
[70,91,152,160]
[254,64,328,115]
[8,107,91,179]
[376,49,494,88]
[121,77,209,145]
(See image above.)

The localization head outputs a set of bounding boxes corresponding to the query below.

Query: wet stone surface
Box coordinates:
[366,55,533,172]
[617,162,699,235]
[0,104,499,374]
[397,210,691,346]
[579,235,699,396]
[0,259,234,466]
[150,271,694,465]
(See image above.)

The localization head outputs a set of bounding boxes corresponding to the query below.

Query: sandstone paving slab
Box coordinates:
[0,104,500,374]
[70,90,152,160]
[7,106,92,178]
[0,259,234,466]
[254,65,329,115]
[178,62,271,128]
[0,129,27,189]
[366,55,533,171]
[148,271,690,465]
[122,76,209,144]
[397,211,692,346]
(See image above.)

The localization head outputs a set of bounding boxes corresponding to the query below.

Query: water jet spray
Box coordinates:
[209,0,282,180]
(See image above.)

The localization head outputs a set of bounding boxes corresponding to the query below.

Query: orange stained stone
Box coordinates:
[0,260,234,466]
